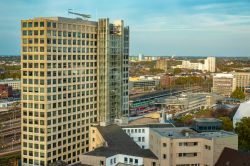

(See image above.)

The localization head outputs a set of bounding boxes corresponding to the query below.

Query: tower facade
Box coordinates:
[21,17,129,166]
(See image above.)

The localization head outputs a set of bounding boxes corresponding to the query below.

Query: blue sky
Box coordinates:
[1,0,250,57]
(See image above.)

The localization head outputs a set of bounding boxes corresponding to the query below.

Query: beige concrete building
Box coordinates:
[232,72,250,90]
[21,16,129,166]
[149,127,237,166]
[155,59,168,72]
[212,73,236,97]
[79,125,159,166]
[80,124,238,166]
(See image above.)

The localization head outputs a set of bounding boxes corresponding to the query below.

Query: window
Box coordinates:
[124,157,128,163]
[22,22,27,28]
[163,154,167,159]
[28,22,32,27]
[163,143,167,147]
[34,22,38,27]
[40,22,44,27]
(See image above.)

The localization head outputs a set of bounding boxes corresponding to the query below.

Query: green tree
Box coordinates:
[235,117,250,150]
[173,68,182,75]
[219,117,233,131]
[231,88,245,100]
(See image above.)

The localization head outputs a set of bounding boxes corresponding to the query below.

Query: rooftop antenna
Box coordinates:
[68,9,91,20]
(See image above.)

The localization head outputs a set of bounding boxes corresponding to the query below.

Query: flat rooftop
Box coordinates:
[193,118,222,123]
[151,127,236,139]
[25,17,98,25]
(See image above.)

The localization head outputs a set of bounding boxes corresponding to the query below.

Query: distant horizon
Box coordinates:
[0,54,249,58]
[1,0,250,56]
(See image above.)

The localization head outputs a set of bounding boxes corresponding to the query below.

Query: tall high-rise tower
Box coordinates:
[205,57,216,72]
[21,16,129,166]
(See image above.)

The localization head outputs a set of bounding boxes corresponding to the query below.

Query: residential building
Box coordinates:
[204,57,216,73]
[0,79,21,90]
[231,72,250,91]
[173,57,216,73]
[0,84,13,99]
[155,59,168,72]
[233,100,250,128]
[21,16,129,166]
[212,73,236,97]
[79,125,158,166]
[138,53,144,61]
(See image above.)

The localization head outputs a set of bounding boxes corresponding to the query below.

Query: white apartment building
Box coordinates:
[21,16,129,166]
[173,57,216,73]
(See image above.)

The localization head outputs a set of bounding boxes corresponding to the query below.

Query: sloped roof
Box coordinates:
[215,148,250,166]
[84,124,157,159]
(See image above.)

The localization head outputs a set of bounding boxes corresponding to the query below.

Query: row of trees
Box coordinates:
[231,88,246,100]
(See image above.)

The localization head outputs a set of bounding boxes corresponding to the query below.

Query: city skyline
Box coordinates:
[1,0,250,56]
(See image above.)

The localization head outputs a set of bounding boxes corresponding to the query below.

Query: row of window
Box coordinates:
[178,153,198,157]
[124,157,139,164]
[123,128,146,133]
[179,142,198,146]
[22,46,97,53]
[22,21,45,28]
[22,30,97,39]
[22,77,97,86]
[23,38,97,47]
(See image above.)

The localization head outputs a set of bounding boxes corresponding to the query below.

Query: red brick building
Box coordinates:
[160,75,175,88]
[0,84,13,99]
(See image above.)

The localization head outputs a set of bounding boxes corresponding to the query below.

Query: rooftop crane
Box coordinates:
[68,9,91,20]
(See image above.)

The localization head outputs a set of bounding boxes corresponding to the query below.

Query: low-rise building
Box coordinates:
[149,127,237,166]
[79,125,159,166]
[0,84,13,99]
[129,76,160,90]
[158,93,222,116]
[81,123,238,166]
[0,79,21,90]
[212,73,236,97]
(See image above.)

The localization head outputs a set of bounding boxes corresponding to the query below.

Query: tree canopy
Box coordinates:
[231,88,245,100]
[235,117,250,150]
[219,117,233,131]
